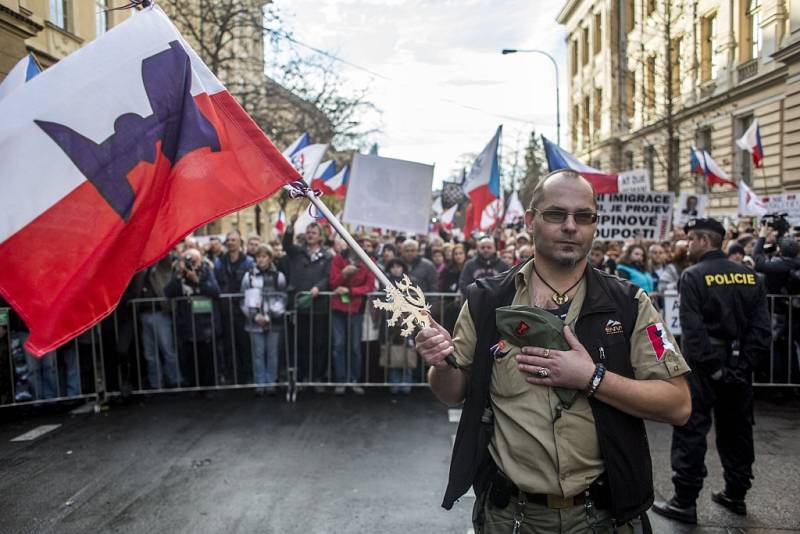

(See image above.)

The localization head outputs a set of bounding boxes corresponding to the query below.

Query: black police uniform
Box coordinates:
[670,220,771,514]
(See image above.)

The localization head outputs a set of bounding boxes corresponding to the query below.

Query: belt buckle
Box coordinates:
[546,494,573,509]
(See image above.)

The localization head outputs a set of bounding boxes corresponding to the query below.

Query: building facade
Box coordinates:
[558,0,800,216]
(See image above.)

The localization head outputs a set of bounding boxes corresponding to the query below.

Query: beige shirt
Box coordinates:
[451,261,689,497]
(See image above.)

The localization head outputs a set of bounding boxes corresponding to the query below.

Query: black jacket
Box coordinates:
[164,265,221,343]
[458,255,509,295]
[444,262,653,525]
[752,237,800,295]
[281,228,332,313]
[679,249,771,372]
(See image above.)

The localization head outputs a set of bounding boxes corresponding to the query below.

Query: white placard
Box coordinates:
[663,289,681,336]
[596,192,674,241]
[617,169,651,193]
[762,192,800,226]
[674,193,708,228]
[244,288,262,310]
[343,154,434,235]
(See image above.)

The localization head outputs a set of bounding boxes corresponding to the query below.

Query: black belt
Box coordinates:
[489,464,595,510]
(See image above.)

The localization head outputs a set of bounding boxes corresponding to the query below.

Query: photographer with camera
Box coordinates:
[752,213,800,385]
[164,248,221,388]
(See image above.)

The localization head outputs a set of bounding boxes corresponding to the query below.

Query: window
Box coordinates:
[645,55,656,117]
[646,0,657,16]
[50,0,68,29]
[582,27,590,66]
[695,127,712,152]
[582,96,590,141]
[571,39,578,76]
[624,151,635,170]
[593,12,602,55]
[644,146,656,188]
[96,0,109,36]
[701,12,718,81]
[671,37,682,98]
[625,0,636,33]
[746,0,762,61]
[593,88,603,132]
[572,104,579,146]
[736,116,754,184]
[625,70,636,118]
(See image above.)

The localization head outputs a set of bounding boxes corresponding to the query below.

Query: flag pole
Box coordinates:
[298,184,459,369]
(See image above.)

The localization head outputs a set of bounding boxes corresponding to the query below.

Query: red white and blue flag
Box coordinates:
[735,119,764,168]
[289,142,328,183]
[274,210,287,234]
[702,151,737,188]
[323,164,349,198]
[282,132,310,159]
[309,159,336,191]
[0,52,41,101]
[689,146,706,175]
[0,6,298,355]
[463,126,502,236]
[542,136,619,194]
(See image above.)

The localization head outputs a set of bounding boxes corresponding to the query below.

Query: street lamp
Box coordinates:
[501,48,561,146]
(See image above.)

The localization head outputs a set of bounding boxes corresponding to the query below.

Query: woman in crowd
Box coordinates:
[240,245,287,395]
[657,240,690,294]
[379,258,418,394]
[439,243,467,333]
[616,244,655,293]
[431,249,446,275]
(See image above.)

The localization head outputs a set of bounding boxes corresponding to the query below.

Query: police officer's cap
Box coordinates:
[684,217,725,239]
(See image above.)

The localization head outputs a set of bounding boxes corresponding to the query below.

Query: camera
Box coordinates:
[183,254,196,271]
[761,212,791,237]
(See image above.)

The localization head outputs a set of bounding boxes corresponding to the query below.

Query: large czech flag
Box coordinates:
[735,119,764,168]
[0,6,299,355]
[542,136,619,194]
[463,126,502,236]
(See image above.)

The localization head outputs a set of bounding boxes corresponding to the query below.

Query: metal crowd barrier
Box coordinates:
[289,291,463,401]
[2,290,798,410]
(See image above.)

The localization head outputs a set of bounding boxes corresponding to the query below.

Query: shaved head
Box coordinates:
[529,169,597,211]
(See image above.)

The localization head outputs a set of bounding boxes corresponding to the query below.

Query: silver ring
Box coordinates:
[536,368,549,378]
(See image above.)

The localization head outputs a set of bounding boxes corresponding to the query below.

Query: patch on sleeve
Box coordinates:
[646,323,675,361]
[515,321,529,336]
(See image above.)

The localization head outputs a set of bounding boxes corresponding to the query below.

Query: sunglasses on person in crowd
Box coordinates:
[533,208,599,225]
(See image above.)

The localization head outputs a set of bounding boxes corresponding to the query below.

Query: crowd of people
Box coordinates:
[1,207,799,404]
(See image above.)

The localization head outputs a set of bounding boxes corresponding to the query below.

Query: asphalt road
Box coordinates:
[0,389,798,534]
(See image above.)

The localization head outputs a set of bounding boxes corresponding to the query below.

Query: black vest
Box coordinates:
[442,261,653,525]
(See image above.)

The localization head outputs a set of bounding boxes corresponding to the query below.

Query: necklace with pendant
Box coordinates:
[532,261,583,305]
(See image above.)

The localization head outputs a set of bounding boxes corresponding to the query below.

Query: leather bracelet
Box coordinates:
[585,363,606,398]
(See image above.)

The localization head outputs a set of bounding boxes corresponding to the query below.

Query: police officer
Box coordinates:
[653,218,771,524]
[417,170,692,534]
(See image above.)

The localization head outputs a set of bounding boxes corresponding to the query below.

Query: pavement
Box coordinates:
[0,389,798,534]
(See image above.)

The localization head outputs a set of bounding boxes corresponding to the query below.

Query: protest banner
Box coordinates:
[617,169,650,193]
[343,154,434,235]
[596,192,674,241]
[762,192,800,226]
[663,289,681,336]
[674,192,708,228]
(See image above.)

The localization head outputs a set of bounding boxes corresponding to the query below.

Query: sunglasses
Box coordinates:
[534,208,598,225]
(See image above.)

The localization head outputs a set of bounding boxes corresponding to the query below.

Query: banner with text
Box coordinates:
[617,169,651,193]
[597,192,674,241]
[762,192,800,226]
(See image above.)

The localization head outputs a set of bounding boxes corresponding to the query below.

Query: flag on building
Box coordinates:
[309,159,336,191]
[542,136,618,194]
[289,142,328,183]
[463,126,502,236]
[0,52,41,101]
[738,180,767,216]
[735,119,764,168]
[690,146,706,175]
[703,151,737,188]
[274,210,287,234]
[282,132,309,159]
[503,190,526,225]
[0,6,298,355]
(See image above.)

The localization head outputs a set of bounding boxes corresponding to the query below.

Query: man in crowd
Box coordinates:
[417,169,691,533]
[726,244,746,264]
[653,218,770,523]
[215,230,255,383]
[458,236,509,295]
[401,238,438,293]
[283,218,332,386]
[206,236,224,263]
[246,234,262,260]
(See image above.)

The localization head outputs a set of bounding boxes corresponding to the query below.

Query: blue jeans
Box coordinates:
[25,349,58,399]
[141,311,179,388]
[388,368,412,393]
[249,330,281,384]
[332,311,363,383]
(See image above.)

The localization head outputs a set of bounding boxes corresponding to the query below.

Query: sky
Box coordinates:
[271,0,568,188]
